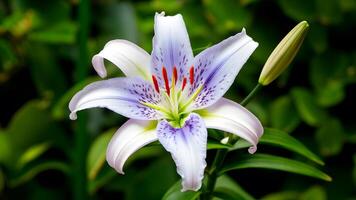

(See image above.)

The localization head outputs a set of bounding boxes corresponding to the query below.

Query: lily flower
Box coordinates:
[69,12,263,191]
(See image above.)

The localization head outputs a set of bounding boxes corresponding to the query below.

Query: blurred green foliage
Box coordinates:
[0,0,355,199]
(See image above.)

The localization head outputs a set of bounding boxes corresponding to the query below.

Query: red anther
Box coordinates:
[189,66,194,85]
[173,66,178,85]
[181,77,187,91]
[162,66,170,96]
[152,75,160,93]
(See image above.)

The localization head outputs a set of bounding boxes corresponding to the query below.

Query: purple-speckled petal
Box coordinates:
[188,29,258,109]
[151,12,193,86]
[202,98,263,154]
[69,77,162,120]
[92,40,151,80]
[157,113,207,191]
[106,119,157,174]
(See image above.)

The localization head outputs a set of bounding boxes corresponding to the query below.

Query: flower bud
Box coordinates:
[259,21,309,85]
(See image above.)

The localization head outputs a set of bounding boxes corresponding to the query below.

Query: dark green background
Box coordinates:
[0,0,355,199]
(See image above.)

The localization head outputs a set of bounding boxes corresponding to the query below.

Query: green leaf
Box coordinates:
[87,129,115,180]
[0,131,12,165]
[0,39,17,71]
[207,139,231,150]
[9,161,70,187]
[6,100,62,164]
[213,175,254,200]
[17,142,50,169]
[203,0,252,33]
[221,154,331,181]
[262,129,324,165]
[315,118,344,156]
[231,128,324,165]
[28,21,77,44]
[126,158,177,200]
[162,181,200,200]
[27,44,68,98]
[315,0,343,25]
[316,80,345,107]
[270,95,301,132]
[277,0,316,22]
[309,53,350,107]
[301,185,326,200]
[262,191,300,200]
[291,88,327,126]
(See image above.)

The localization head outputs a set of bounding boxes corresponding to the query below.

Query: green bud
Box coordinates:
[259,21,309,85]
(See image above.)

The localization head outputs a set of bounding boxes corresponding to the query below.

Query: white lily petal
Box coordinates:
[157,113,207,191]
[151,12,194,86]
[69,77,162,120]
[106,119,157,174]
[201,98,263,153]
[92,39,151,79]
[189,29,258,109]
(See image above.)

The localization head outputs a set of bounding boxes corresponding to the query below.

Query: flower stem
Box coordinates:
[240,83,263,106]
[73,0,90,199]
[201,83,263,200]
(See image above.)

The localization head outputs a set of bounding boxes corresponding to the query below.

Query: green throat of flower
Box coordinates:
[141,66,203,128]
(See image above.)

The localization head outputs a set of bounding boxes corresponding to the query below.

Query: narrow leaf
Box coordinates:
[261,128,324,165]
[9,161,70,187]
[214,175,254,200]
[162,181,200,200]
[231,128,324,165]
[207,139,231,150]
[17,142,50,169]
[87,129,115,180]
[221,154,331,182]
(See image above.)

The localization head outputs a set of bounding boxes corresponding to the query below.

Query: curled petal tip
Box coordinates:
[69,112,77,120]
[248,146,257,154]
[98,71,107,78]
[117,169,125,175]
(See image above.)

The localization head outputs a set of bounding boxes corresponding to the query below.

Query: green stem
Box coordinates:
[201,83,263,200]
[73,0,90,200]
[240,83,263,106]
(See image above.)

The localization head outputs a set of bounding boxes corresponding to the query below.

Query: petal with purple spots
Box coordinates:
[151,12,194,86]
[157,113,207,191]
[189,29,258,109]
[69,77,162,120]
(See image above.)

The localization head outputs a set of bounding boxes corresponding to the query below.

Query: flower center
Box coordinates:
[143,65,203,127]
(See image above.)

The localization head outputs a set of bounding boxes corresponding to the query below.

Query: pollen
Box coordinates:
[162,66,170,96]
[173,66,178,85]
[189,65,194,85]
[181,77,187,91]
[152,75,160,93]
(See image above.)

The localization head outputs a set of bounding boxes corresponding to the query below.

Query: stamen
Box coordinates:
[151,75,160,93]
[189,66,194,85]
[173,66,178,85]
[181,77,187,91]
[162,66,170,96]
